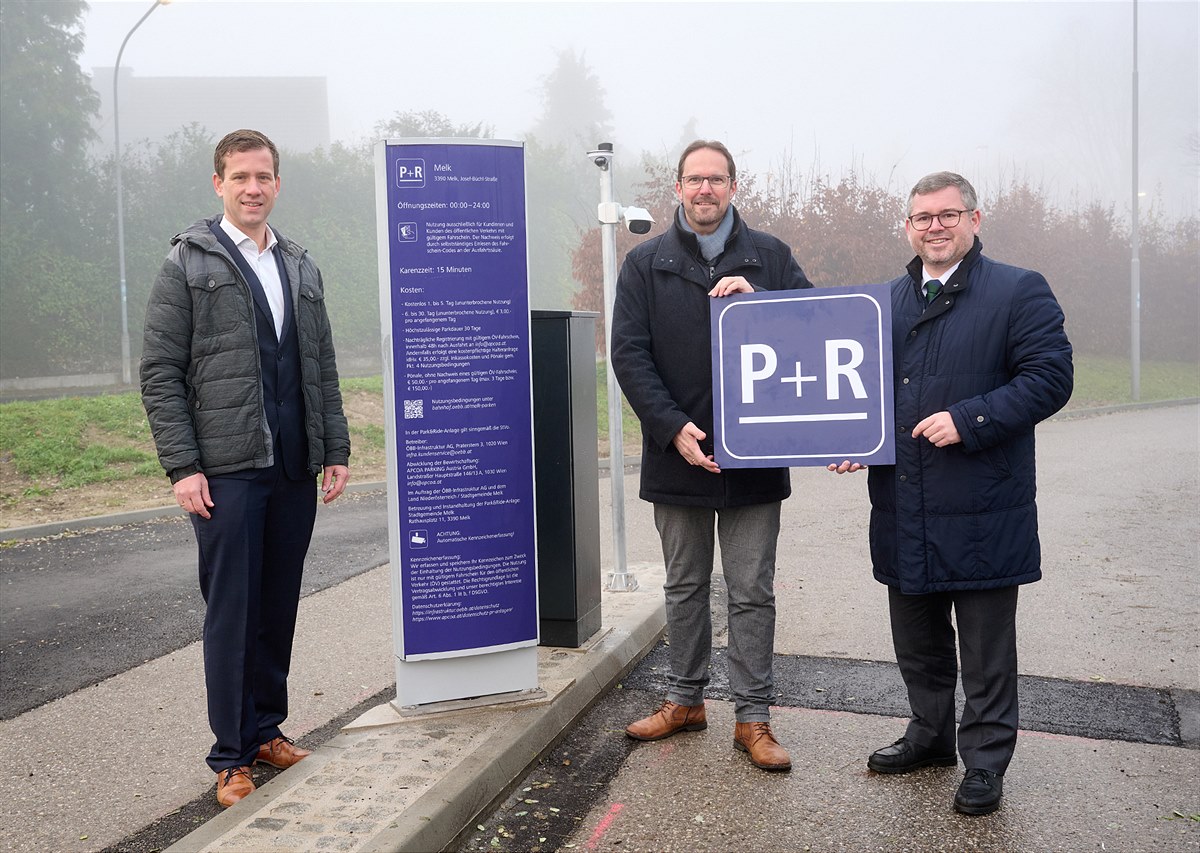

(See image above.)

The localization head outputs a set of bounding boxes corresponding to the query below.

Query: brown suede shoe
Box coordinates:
[625,700,708,741]
[733,721,792,772]
[215,766,255,808]
[255,735,311,769]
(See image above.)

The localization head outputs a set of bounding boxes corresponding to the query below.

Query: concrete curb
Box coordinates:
[364,601,666,853]
[1048,396,1199,420]
[0,480,388,541]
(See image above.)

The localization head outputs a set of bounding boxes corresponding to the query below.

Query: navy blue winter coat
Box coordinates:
[611,207,812,507]
[866,238,1073,594]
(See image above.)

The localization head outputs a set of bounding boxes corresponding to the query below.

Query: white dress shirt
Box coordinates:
[219,217,286,340]
[922,259,963,300]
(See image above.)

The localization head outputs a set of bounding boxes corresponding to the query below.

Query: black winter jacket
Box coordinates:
[140,217,350,482]
[867,239,1073,593]
[611,207,812,507]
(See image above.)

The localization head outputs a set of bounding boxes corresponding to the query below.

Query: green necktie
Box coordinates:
[926,279,942,303]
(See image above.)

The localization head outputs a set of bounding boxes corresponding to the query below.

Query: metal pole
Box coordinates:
[114,0,166,386]
[1130,0,1141,401]
[588,143,635,592]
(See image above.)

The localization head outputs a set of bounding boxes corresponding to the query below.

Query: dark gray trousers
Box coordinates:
[888,584,1020,774]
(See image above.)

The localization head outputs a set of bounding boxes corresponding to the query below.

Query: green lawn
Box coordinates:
[1064,356,1200,409]
[0,393,161,491]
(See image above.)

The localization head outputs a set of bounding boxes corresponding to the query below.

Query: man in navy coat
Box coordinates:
[612,140,811,772]
[831,171,1073,815]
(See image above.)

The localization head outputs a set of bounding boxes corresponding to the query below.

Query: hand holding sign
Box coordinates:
[673,421,721,473]
[709,276,756,298]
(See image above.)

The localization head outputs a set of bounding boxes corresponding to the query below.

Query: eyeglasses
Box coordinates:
[680,175,731,189]
[907,209,973,231]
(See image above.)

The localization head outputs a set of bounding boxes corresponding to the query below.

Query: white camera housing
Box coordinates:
[622,206,654,235]
[597,202,655,235]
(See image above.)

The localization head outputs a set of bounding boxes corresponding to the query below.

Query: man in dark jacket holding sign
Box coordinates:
[141,129,350,808]
[611,140,811,771]
[831,171,1073,814]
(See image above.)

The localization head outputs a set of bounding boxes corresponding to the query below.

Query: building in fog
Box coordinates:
[88,67,330,154]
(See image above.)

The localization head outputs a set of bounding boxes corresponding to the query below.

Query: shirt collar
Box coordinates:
[218,216,277,254]
[923,260,962,285]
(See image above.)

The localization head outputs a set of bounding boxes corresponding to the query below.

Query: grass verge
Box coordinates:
[0,356,1195,522]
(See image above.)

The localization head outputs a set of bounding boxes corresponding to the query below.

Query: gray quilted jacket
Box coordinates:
[140,216,350,482]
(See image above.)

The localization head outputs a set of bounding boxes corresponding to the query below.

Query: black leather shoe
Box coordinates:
[954,768,1003,815]
[867,737,957,774]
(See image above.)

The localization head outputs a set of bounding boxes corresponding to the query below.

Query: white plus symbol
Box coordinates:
[781,361,819,397]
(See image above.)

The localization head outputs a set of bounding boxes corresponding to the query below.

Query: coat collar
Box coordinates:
[905,236,983,299]
[652,205,763,283]
[174,215,306,261]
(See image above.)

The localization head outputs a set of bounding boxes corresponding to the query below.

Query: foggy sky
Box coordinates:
[78,0,1198,216]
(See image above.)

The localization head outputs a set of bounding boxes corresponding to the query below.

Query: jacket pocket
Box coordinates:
[985,444,1012,480]
[298,285,326,344]
[187,272,247,336]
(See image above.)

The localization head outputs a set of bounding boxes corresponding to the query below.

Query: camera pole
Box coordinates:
[587,142,636,592]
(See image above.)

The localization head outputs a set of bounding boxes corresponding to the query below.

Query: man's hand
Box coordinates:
[321,465,350,504]
[672,422,720,473]
[708,276,755,297]
[174,472,214,519]
[827,460,867,474]
[913,412,962,447]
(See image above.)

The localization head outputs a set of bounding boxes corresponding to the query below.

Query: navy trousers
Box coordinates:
[191,460,316,771]
[888,585,1020,774]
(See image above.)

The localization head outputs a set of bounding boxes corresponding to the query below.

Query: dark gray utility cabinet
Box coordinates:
[530,310,601,648]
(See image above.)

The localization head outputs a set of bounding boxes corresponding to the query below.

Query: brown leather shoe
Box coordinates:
[625,700,708,741]
[733,721,792,772]
[215,766,255,807]
[255,735,311,769]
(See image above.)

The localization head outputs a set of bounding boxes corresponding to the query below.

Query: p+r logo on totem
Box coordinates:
[395,159,425,188]
[711,284,895,468]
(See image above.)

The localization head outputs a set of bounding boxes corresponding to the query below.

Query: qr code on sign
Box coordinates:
[403,399,424,419]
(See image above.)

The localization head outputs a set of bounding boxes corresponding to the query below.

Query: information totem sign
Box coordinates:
[711,285,895,468]
[374,139,538,707]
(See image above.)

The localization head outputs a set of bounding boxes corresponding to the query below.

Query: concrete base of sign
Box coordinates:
[367,678,571,724]
[392,644,538,708]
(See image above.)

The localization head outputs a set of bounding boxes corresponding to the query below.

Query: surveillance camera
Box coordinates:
[587,149,612,170]
[622,207,654,235]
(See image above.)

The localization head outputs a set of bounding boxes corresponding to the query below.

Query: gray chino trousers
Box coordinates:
[653,501,782,722]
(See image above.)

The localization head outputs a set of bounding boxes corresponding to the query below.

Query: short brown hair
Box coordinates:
[213,129,279,179]
[908,171,978,214]
[676,139,737,183]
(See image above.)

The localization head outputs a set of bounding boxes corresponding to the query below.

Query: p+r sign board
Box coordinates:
[711,284,895,468]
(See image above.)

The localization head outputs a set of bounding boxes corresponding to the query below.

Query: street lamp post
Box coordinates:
[114,0,169,386]
[1130,0,1141,401]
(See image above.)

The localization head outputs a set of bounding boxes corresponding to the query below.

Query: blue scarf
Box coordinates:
[677,204,735,263]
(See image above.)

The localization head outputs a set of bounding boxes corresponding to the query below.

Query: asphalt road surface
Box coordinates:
[0,488,389,720]
[464,639,1199,853]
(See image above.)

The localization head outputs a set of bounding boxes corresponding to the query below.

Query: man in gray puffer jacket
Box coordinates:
[141,129,350,808]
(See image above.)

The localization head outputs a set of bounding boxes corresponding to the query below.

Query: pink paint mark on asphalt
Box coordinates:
[585,802,625,850]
